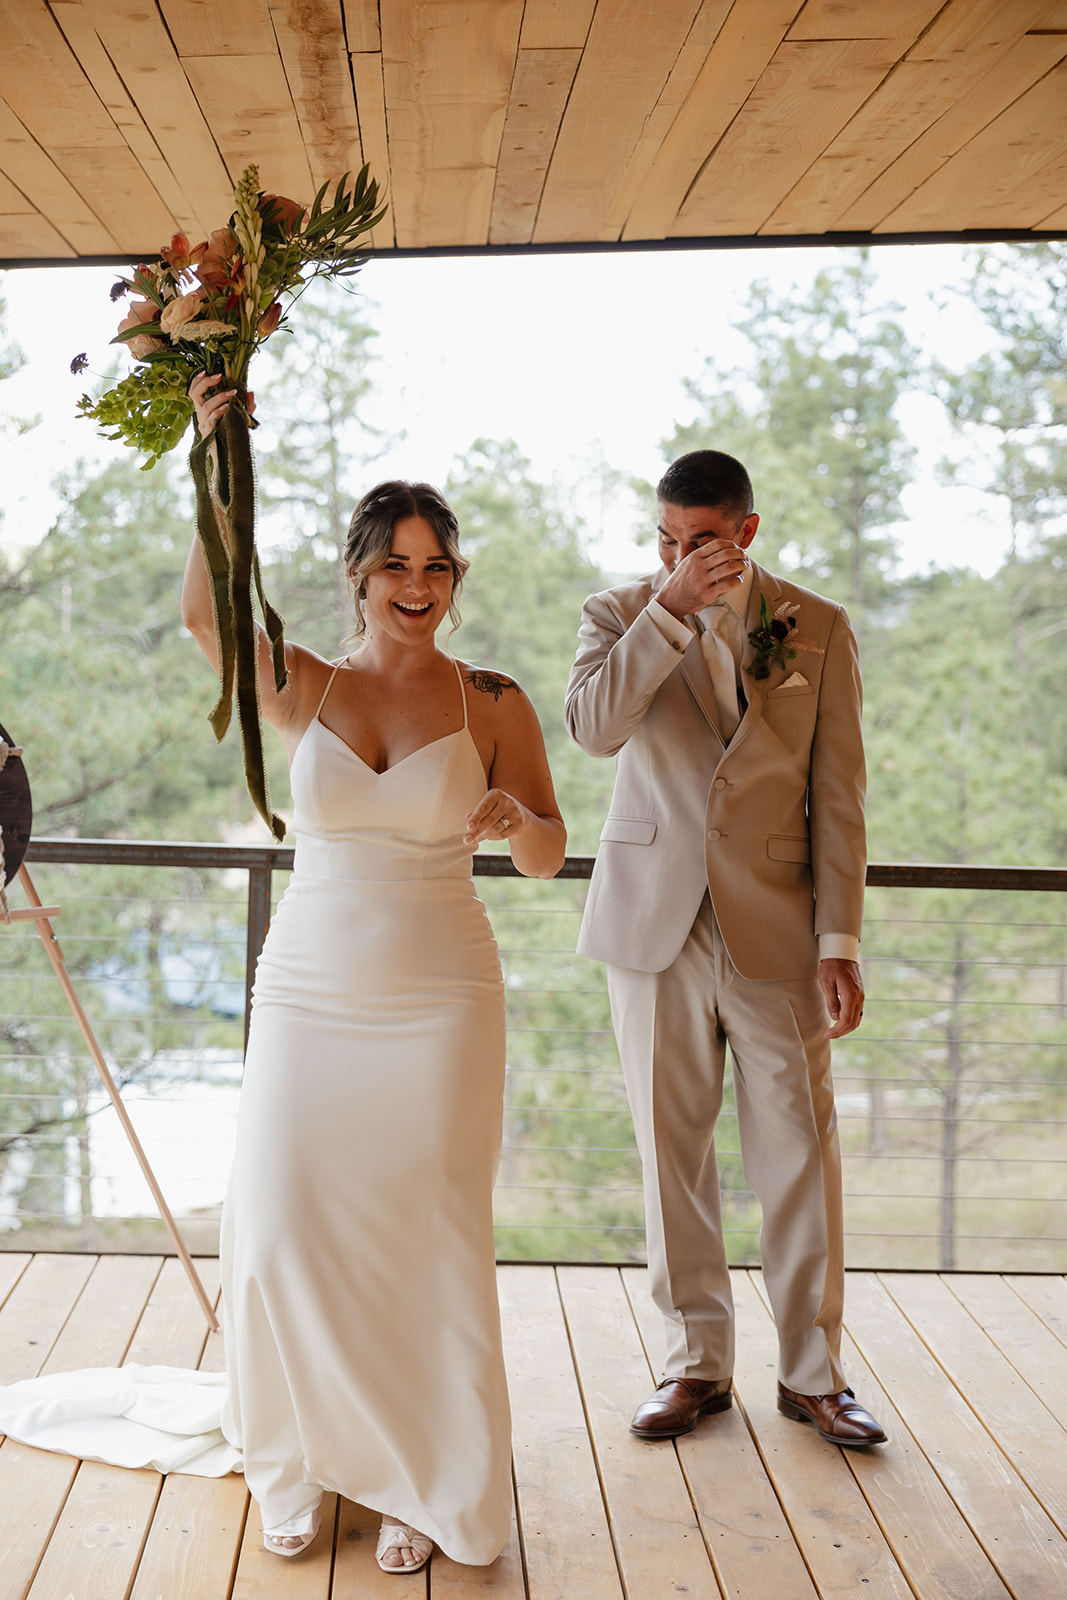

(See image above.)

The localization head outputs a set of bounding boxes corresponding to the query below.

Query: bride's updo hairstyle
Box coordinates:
[344,480,470,640]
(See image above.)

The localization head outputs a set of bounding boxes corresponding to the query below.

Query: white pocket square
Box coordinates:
[776,672,809,689]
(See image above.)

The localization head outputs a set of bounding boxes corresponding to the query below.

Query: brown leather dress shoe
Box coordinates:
[776,1382,887,1447]
[630,1376,733,1439]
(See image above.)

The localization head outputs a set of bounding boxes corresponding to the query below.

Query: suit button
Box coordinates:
[707,828,721,842]
[714,778,727,790]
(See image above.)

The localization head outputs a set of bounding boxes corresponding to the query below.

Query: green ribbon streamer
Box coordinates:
[188,393,288,843]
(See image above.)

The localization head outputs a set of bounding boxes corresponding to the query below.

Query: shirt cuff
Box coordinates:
[819,934,861,963]
[646,597,693,655]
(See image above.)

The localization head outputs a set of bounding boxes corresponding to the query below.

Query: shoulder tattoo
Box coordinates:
[466,669,519,701]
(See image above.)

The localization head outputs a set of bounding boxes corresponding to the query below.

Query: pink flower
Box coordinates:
[260,193,305,235]
[116,298,164,360]
[195,228,241,291]
[160,288,206,341]
[258,301,282,336]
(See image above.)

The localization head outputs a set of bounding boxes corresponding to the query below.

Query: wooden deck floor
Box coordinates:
[2,1257,1067,1599]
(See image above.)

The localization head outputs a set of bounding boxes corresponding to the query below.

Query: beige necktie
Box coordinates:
[698,604,742,740]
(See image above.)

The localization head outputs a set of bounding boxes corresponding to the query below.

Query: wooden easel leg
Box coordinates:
[17,864,220,1333]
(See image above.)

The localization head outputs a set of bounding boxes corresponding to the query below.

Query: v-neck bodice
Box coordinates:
[288,663,488,881]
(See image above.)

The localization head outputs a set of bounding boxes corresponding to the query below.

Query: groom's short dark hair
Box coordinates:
[657,451,754,524]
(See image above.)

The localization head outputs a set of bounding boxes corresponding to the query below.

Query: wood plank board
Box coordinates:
[674,39,900,237]
[342,1,382,55]
[620,0,802,242]
[882,1272,1067,1535]
[877,58,1067,231]
[39,1254,161,1374]
[557,1266,719,1599]
[0,1442,81,1600]
[622,1264,821,1600]
[497,1263,623,1600]
[833,1324,1014,1600]
[270,0,366,193]
[24,1459,161,1600]
[80,0,236,235]
[0,1253,32,1308]
[49,144,176,247]
[786,0,943,40]
[603,0,734,242]
[49,0,201,236]
[182,52,315,203]
[124,1255,221,1370]
[0,0,124,150]
[1006,1274,1067,1346]
[520,0,598,52]
[0,1253,96,1386]
[731,1270,915,1599]
[489,48,582,246]
[383,0,524,249]
[845,1270,1067,1595]
[0,98,118,255]
[947,1274,1067,1428]
[839,23,1067,230]
[534,0,706,244]
[127,1471,249,1600]
[350,50,395,247]
[762,37,1067,235]
[159,0,277,58]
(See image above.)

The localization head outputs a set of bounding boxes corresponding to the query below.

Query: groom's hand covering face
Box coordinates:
[655,502,759,622]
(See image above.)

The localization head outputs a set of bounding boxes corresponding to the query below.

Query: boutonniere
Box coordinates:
[747,596,824,681]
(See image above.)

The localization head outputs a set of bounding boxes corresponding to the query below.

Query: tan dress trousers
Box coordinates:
[608,893,847,1397]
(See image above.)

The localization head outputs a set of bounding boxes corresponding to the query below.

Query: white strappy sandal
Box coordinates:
[263,1504,322,1558]
[376,1519,434,1573]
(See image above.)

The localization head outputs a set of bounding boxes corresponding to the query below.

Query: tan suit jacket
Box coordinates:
[565,561,866,980]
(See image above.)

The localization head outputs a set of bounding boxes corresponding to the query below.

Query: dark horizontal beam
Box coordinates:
[3,228,1066,272]
[24,838,1067,892]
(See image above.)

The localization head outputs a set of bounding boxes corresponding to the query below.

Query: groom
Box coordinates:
[565,449,884,1447]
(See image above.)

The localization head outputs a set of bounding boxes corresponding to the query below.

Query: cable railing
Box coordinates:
[3,839,1067,1271]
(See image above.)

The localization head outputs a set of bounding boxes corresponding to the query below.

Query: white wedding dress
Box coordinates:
[0,659,513,1566]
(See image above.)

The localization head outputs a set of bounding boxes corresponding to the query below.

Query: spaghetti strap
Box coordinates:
[314,663,342,721]
[452,658,469,731]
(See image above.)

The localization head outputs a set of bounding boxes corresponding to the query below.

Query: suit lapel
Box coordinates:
[679,627,725,746]
[648,568,726,745]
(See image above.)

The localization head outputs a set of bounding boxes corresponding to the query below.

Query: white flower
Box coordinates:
[177,319,234,342]
[159,290,205,341]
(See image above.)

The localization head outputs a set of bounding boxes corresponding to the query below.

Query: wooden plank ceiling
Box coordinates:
[0,0,1066,265]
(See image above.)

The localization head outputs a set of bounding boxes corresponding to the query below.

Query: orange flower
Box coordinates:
[195,228,242,291]
[258,301,282,336]
[161,232,197,270]
[260,193,305,235]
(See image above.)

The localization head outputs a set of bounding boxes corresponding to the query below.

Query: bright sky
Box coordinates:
[0,242,1006,579]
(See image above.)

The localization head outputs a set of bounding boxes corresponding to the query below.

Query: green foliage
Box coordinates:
[77,360,194,469]
[936,243,1067,550]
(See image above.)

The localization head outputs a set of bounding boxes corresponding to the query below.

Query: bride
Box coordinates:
[180,373,566,1569]
[0,373,567,1576]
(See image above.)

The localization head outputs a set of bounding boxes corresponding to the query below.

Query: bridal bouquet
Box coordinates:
[74,164,386,840]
